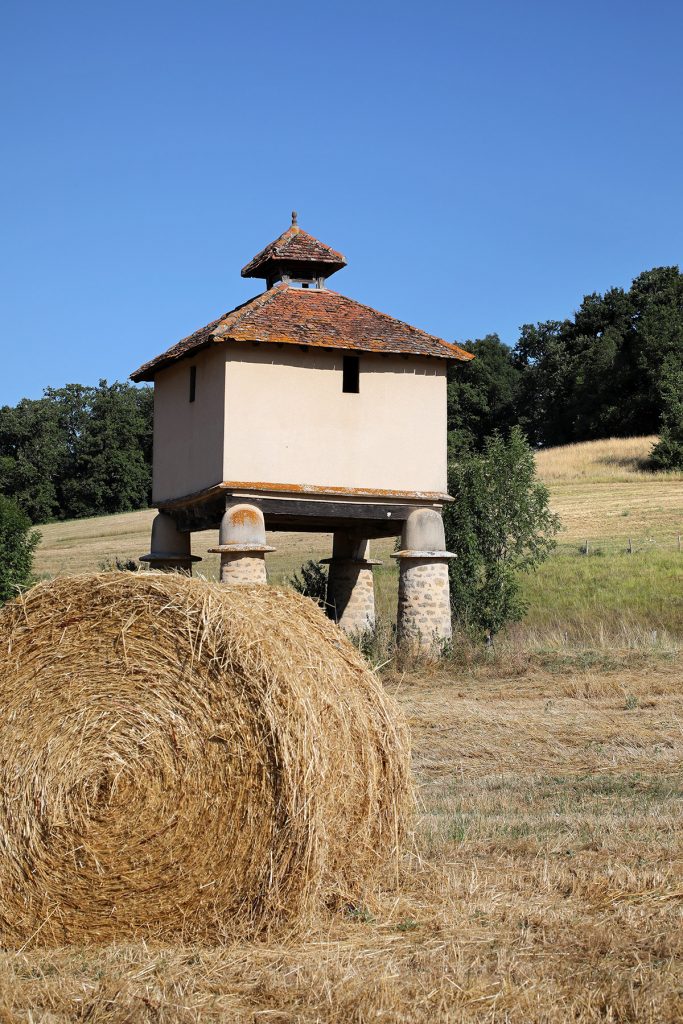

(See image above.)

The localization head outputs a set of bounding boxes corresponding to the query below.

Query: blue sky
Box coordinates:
[1,0,681,405]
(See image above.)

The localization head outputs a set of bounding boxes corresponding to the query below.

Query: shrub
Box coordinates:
[99,556,139,572]
[0,495,40,604]
[289,559,328,608]
[444,428,560,638]
[650,361,683,470]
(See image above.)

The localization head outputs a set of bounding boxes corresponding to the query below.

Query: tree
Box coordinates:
[649,359,683,470]
[513,267,683,447]
[0,381,153,523]
[443,429,560,638]
[0,395,69,522]
[447,334,522,454]
[629,267,683,434]
[0,495,40,604]
[60,381,153,518]
[513,319,575,446]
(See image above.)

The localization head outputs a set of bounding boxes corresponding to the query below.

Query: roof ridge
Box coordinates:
[128,289,278,381]
[271,227,299,258]
[242,225,299,271]
[184,291,266,339]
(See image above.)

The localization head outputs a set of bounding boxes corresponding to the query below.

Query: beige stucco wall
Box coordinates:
[222,345,448,494]
[152,346,226,503]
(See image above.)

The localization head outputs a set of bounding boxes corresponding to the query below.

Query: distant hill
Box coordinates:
[34,436,680,572]
[535,435,682,484]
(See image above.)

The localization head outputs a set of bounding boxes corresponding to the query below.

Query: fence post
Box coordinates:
[628,537,632,554]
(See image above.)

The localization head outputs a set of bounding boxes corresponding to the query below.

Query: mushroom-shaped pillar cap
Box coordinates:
[402,508,447,552]
[140,513,201,565]
[143,513,194,559]
[219,503,268,547]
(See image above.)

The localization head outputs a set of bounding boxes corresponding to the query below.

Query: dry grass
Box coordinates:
[547,483,681,546]
[535,434,683,483]
[7,436,681,1018]
[34,514,399,588]
[0,573,411,945]
[0,658,681,1021]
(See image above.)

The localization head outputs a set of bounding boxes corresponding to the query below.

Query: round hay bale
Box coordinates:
[0,573,411,945]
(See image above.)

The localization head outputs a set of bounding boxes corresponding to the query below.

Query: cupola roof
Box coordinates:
[241,212,347,284]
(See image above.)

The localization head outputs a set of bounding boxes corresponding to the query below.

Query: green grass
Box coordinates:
[356,544,683,642]
[522,547,683,634]
[32,435,683,643]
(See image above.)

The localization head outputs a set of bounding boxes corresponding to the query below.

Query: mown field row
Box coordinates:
[32,437,683,644]
[35,524,683,640]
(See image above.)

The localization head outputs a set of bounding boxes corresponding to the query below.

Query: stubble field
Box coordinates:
[6,436,681,1022]
[35,436,682,640]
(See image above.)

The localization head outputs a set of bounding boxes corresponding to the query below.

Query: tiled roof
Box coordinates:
[130,284,473,382]
[241,225,347,279]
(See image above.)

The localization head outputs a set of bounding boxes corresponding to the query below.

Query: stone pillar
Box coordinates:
[393,509,454,653]
[321,533,381,635]
[208,502,275,585]
[140,512,201,574]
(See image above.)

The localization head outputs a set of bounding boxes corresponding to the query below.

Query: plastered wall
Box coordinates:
[153,343,449,502]
[152,346,226,503]
[222,345,448,495]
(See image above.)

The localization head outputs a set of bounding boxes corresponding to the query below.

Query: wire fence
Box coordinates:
[555,534,683,557]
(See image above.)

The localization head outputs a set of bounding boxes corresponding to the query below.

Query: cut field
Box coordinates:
[1,659,682,1021]
[34,436,683,642]
[5,436,683,1020]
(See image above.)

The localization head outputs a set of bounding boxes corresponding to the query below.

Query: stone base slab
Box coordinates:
[139,553,200,574]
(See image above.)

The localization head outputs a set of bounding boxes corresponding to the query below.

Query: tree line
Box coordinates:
[0,264,681,527]
[0,382,152,524]
[448,265,683,466]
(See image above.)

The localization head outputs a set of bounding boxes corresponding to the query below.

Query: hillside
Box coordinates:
[536,436,682,540]
[34,436,683,639]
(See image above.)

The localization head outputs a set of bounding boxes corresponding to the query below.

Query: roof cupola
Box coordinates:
[241,212,347,290]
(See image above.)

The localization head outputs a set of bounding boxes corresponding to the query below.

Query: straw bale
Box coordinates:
[0,573,411,945]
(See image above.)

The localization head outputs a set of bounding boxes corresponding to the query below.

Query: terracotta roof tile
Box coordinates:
[130,284,473,382]
[241,225,346,279]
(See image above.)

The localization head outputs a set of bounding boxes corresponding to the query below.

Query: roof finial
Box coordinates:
[291,210,298,227]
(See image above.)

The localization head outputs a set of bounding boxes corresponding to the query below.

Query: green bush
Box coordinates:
[650,361,683,470]
[0,495,41,604]
[99,557,139,572]
[444,428,560,638]
[289,559,328,608]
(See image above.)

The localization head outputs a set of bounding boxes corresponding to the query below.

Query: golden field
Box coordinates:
[534,434,682,483]
[34,435,683,641]
[5,435,680,1022]
[1,657,681,1022]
